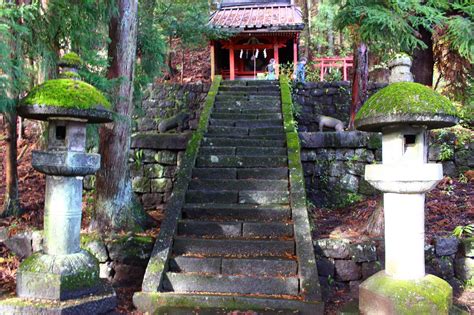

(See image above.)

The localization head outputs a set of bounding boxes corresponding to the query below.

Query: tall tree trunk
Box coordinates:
[349,42,369,130]
[2,109,21,217]
[411,27,434,86]
[301,0,311,60]
[93,0,149,232]
[348,42,368,130]
[181,46,185,83]
[2,0,28,217]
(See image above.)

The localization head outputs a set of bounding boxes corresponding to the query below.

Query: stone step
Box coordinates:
[207,126,285,136]
[212,108,280,115]
[182,203,291,221]
[206,127,284,136]
[209,118,283,128]
[214,100,281,107]
[169,256,297,276]
[219,85,279,92]
[203,134,285,140]
[172,237,295,257]
[218,91,280,96]
[195,155,287,168]
[210,113,282,120]
[239,190,290,204]
[214,103,281,112]
[177,220,294,239]
[185,190,238,203]
[192,167,288,180]
[162,273,299,296]
[202,137,286,148]
[185,190,289,205]
[199,146,287,156]
[188,179,288,192]
[215,95,280,102]
[220,80,279,87]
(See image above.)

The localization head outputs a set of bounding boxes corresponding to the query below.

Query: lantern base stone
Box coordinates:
[359,271,452,315]
[15,250,103,301]
[0,279,116,315]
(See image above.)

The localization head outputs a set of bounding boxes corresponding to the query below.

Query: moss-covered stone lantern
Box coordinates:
[355,82,458,314]
[0,54,117,313]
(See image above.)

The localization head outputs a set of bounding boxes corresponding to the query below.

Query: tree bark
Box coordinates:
[300,0,311,60]
[348,41,368,130]
[411,27,434,86]
[93,0,150,232]
[364,198,384,237]
[2,110,21,217]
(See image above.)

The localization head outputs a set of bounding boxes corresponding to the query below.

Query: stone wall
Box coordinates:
[129,82,210,210]
[314,236,474,301]
[136,82,211,132]
[292,81,386,131]
[300,131,382,208]
[300,129,473,208]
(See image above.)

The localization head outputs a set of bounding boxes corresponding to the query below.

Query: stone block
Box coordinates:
[350,242,377,263]
[154,150,177,165]
[340,174,359,193]
[141,193,163,210]
[4,231,33,258]
[329,161,345,177]
[145,164,165,178]
[454,257,474,282]
[151,178,172,193]
[221,258,297,276]
[314,239,351,259]
[132,176,150,193]
[361,261,383,279]
[460,238,474,257]
[442,161,457,177]
[354,148,375,163]
[84,240,109,263]
[107,235,155,266]
[435,236,459,256]
[429,256,455,279]
[335,260,361,281]
[99,262,113,279]
[317,258,335,277]
[131,133,191,150]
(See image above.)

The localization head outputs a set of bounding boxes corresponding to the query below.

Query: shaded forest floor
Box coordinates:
[1,120,473,314]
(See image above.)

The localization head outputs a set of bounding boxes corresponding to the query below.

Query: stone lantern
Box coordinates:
[388,54,414,84]
[355,82,458,314]
[0,54,117,313]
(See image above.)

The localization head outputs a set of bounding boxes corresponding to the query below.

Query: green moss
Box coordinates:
[80,233,102,247]
[22,79,111,110]
[19,253,48,272]
[59,52,83,67]
[356,82,457,120]
[61,268,99,290]
[363,272,452,314]
[59,71,81,80]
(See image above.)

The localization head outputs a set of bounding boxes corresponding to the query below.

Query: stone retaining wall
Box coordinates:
[292,82,386,131]
[314,236,474,301]
[129,82,210,210]
[301,129,473,208]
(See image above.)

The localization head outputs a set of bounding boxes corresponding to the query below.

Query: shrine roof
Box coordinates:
[209,4,304,32]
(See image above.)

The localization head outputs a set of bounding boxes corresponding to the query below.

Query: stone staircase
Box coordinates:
[134,79,323,314]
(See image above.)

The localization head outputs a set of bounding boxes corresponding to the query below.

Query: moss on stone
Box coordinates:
[59,52,83,67]
[59,71,81,80]
[356,82,457,121]
[61,268,99,290]
[18,253,48,272]
[80,233,102,247]
[362,271,452,314]
[22,79,111,110]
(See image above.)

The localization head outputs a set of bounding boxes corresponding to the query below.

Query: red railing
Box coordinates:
[314,56,353,81]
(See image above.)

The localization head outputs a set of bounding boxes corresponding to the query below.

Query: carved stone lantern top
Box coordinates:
[354,82,458,132]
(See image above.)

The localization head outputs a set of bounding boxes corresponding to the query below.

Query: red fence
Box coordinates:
[314,56,353,81]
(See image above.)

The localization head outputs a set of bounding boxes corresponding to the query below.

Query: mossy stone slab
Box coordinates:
[359,271,452,315]
[19,79,112,123]
[355,82,458,132]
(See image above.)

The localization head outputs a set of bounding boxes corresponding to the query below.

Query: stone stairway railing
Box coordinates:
[134,76,323,314]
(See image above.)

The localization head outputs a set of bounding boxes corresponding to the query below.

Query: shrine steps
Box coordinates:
[134,78,323,314]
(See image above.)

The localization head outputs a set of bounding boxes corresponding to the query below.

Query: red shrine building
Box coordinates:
[209,0,304,80]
